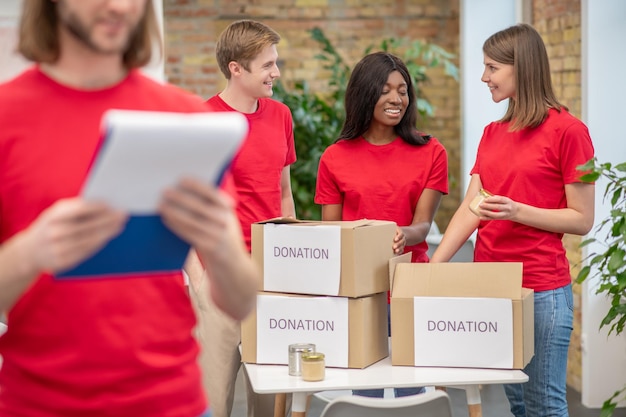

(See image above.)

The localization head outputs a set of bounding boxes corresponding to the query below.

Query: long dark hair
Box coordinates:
[338,52,430,145]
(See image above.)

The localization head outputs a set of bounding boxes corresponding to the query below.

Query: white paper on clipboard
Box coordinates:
[82,109,248,214]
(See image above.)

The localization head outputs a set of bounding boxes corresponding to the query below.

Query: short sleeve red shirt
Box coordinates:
[0,67,209,417]
[206,95,296,251]
[315,136,448,262]
[470,108,594,291]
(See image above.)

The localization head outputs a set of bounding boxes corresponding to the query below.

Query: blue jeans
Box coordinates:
[504,284,574,417]
[353,304,425,398]
[198,410,212,417]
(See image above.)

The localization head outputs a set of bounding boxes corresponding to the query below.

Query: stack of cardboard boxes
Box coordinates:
[241,217,535,371]
[240,218,397,369]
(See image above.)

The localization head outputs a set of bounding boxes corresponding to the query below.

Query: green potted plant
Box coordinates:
[576,158,626,417]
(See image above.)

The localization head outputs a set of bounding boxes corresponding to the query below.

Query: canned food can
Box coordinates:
[288,343,315,376]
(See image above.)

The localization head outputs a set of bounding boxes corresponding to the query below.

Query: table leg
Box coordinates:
[291,392,309,417]
[274,393,286,417]
[468,404,483,417]
[464,385,483,417]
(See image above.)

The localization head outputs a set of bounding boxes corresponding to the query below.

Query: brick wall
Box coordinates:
[531,0,583,392]
[163,0,461,228]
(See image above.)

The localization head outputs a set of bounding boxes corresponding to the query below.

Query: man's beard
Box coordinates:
[58,1,136,55]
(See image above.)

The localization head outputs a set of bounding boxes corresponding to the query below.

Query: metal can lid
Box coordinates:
[289,343,315,353]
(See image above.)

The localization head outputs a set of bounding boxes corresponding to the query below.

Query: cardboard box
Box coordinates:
[241,291,388,369]
[251,218,396,297]
[390,262,534,369]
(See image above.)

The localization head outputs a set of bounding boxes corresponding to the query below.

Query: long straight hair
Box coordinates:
[18,0,160,69]
[483,23,565,131]
[338,52,430,146]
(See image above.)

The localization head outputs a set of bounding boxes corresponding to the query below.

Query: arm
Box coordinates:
[321,204,343,221]
[395,188,444,255]
[280,165,296,218]
[430,175,483,262]
[0,235,42,311]
[477,182,595,235]
[159,178,259,321]
[0,199,127,310]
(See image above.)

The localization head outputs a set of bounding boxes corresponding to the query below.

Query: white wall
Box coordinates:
[0,0,21,16]
[0,0,29,83]
[459,0,515,195]
[581,0,626,408]
[143,0,165,82]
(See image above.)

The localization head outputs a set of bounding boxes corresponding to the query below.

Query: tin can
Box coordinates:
[288,343,315,376]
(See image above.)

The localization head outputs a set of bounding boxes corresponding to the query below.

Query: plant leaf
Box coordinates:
[579,237,597,248]
[576,265,591,283]
[580,172,600,182]
[577,158,597,171]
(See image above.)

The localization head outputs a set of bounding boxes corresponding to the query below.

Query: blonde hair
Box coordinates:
[18,0,160,69]
[216,20,280,79]
[483,23,564,130]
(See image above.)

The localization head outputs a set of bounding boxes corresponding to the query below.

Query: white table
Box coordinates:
[244,355,527,417]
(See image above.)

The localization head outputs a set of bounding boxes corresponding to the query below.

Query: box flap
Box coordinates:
[389,253,412,296]
[392,262,523,299]
[254,218,395,229]
[316,219,395,229]
[254,217,313,225]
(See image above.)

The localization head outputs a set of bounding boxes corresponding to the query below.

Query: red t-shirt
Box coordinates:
[315,136,449,262]
[0,67,208,417]
[471,108,594,291]
[206,95,296,251]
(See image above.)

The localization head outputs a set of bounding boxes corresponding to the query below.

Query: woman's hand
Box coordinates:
[393,227,406,255]
[476,194,519,220]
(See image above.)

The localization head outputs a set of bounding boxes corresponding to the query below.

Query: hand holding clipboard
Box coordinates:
[57,110,248,278]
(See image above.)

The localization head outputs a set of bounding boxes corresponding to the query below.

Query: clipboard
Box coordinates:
[57,109,248,278]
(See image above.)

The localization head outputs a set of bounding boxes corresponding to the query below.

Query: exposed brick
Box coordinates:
[533,0,584,392]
